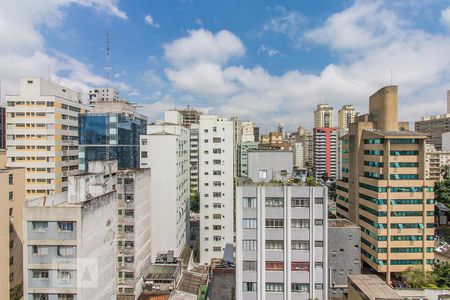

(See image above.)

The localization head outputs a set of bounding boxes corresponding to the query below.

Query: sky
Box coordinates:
[1,0,450,131]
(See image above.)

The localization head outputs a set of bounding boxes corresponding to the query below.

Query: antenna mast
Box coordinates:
[105,30,111,87]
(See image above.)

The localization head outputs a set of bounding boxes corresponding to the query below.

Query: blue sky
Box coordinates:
[1,0,450,130]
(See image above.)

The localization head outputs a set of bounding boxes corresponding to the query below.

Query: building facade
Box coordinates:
[88,87,120,105]
[0,150,26,299]
[294,142,304,169]
[199,115,234,265]
[24,161,118,300]
[328,219,361,298]
[338,105,356,130]
[247,150,294,182]
[313,128,338,180]
[177,108,203,128]
[78,98,147,172]
[140,111,190,261]
[190,123,200,193]
[314,104,334,128]
[415,114,450,150]
[237,141,259,177]
[6,78,90,199]
[336,86,435,283]
[425,145,450,181]
[0,105,5,149]
[235,184,328,300]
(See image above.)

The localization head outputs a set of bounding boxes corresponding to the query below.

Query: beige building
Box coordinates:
[348,275,401,300]
[5,78,90,199]
[314,104,334,128]
[0,149,25,299]
[425,145,450,181]
[415,113,450,150]
[338,104,356,130]
[336,86,435,283]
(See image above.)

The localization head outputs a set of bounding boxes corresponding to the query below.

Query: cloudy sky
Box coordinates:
[1,0,450,131]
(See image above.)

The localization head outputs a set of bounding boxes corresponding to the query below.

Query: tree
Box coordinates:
[433,262,450,288]
[435,179,450,207]
[190,191,199,213]
[306,176,319,186]
[402,267,434,288]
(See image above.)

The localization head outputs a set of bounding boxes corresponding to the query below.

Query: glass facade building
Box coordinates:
[78,113,147,171]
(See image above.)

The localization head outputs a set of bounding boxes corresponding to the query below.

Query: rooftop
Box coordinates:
[349,275,402,300]
[329,219,360,228]
[368,130,429,138]
[146,264,178,281]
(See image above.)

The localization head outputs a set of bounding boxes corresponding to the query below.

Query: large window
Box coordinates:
[364,138,384,144]
[390,150,419,156]
[291,219,309,229]
[265,197,284,207]
[266,261,284,271]
[291,197,309,207]
[266,282,284,292]
[266,219,284,228]
[292,240,309,250]
[243,261,257,271]
[242,218,257,229]
[32,222,48,232]
[266,240,283,250]
[242,197,257,208]
[243,282,257,292]
[292,283,309,292]
[390,174,419,180]
[243,240,257,250]
[32,270,49,279]
[390,139,419,144]
[291,262,309,271]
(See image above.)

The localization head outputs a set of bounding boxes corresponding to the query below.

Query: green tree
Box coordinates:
[402,267,434,288]
[433,262,450,288]
[306,176,319,186]
[435,179,450,207]
[190,191,199,213]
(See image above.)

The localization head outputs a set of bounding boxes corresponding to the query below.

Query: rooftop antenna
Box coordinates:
[105,30,112,87]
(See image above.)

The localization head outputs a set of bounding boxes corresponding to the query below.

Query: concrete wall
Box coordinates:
[247,150,293,182]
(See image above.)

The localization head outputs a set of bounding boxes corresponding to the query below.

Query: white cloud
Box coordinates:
[144,14,160,28]
[258,45,280,57]
[162,3,450,131]
[0,0,131,99]
[441,7,450,29]
[163,29,245,67]
[262,6,306,46]
[142,69,165,88]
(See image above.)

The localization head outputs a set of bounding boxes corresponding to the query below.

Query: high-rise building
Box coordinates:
[425,144,450,181]
[140,111,190,261]
[415,114,450,151]
[199,115,233,265]
[88,87,120,105]
[313,128,338,180]
[24,160,119,299]
[177,107,203,128]
[190,123,200,193]
[253,126,260,142]
[237,141,259,177]
[338,105,356,130]
[314,104,334,128]
[241,121,255,142]
[236,152,328,299]
[294,142,305,168]
[78,95,147,172]
[0,105,5,149]
[0,150,25,299]
[336,86,435,283]
[116,168,152,298]
[6,78,90,199]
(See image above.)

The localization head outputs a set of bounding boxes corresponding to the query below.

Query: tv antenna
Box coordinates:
[105,30,112,87]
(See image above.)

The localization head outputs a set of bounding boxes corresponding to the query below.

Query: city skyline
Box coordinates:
[1,1,450,130]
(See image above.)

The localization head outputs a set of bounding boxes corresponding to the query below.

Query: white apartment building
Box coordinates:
[24,161,118,300]
[140,111,190,261]
[294,142,304,169]
[314,104,334,128]
[241,121,256,143]
[6,78,90,199]
[236,180,328,299]
[190,123,200,193]
[338,105,356,130]
[88,87,120,105]
[199,115,234,265]
[425,144,450,181]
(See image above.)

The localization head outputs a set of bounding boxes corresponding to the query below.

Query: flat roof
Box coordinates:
[368,130,428,137]
[329,219,359,228]
[349,275,402,300]
[146,264,178,281]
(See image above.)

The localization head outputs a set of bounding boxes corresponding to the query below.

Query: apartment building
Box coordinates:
[116,169,152,299]
[247,150,294,182]
[190,123,200,193]
[0,104,5,149]
[88,87,120,105]
[254,126,260,143]
[313,128,338,180]
[237,141,259,177]
[140,111,190,261]
[0,150,25,299]
[199,115,234,265]
[78,95,147,171]
[236,153,328,300]
[294,142,304,169]
[5,78,90,199]
[415,114,450,150]
[177,107,203,128]
[338,105,356,130]
[425,145,450,181]
[314,104,334,128]
[24,160,118,299]
[336,86,435,283]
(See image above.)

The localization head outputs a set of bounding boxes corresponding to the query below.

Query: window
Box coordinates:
[314,197,323,204]
[124,241,134,249]
[258,170,267,179]
[141,139,148,145]
[124,210,134,217]
[124,225,134,233]
[291,197,309,207]
[213,225,222,230]
[213,247,222,252]
[213,170,222,175]
[57,222,74,232]
[213,236,221,241]
[8,174,13,185]
[213,137,221,143]
[33,294,49,300]
[141,151,148,158]
[266,219,283,228]
[32,222,48,232]
[315,241,323,247]
[265,197,284,207]
[243,261,257,271]
[315,219,323,226]
[315,283,323,290]
[58,246,75,257]
[213,203,221,208]
[315,262,323,268]
[242,197,256,208]
[291,219,309,229]
[243,282,257,292]
[32,246,49,256]
[213,214,221,219]
[291,262,309,271]
[9,191,13,201]
[266,240,283,250]
[266,282,283,292]
[213,148,221,154]
[32,269,49,279]
[292,283,309,292]
[292,240,309,250]
[58,294,74,300]
[243,240,257,250]
[266,261,283,271]
[242,218,257,229]
[57,270,72,280]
